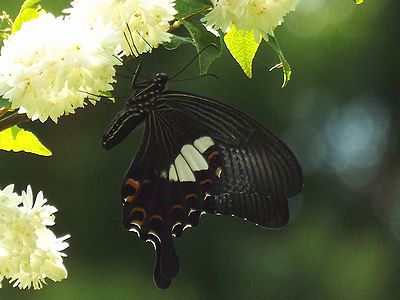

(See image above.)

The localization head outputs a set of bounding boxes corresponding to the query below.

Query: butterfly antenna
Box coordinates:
[131,61,142,88]
[114,73,133,81]
[125,23,140,57]
[169,44,218,80]
[170,72,219,82]
[79,90,113,101]
[135,29,154,52]
[114,30,149,82]
[123,31,138,57]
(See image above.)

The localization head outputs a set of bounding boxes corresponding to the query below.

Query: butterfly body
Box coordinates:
[103,72,303,289]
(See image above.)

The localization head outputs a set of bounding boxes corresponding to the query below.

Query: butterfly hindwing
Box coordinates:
[203,140,293,228]
[120,115,224,287]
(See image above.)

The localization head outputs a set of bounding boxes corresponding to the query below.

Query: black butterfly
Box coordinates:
[103,65,303,289]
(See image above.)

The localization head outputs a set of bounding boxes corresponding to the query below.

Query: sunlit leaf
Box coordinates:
[182,19,221,75]
[12,0,42,33]
[0,126,52,156]
[354,0,363,4]
[267,34,292,88]
[224,25,261,78]
[175,0,211,20]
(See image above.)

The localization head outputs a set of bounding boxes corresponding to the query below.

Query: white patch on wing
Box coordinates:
[181,144,208,171]
[129,227,140,237]
[148,231,161,243]
[168,164,178,182]
[167,137,215,182]
[174,154,196,182]
[183,224,192,231]
[172,222,182,237]
[146,239,157,250]
[193,136,214,153]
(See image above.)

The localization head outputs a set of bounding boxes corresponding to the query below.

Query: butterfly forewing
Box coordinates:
[157,92,303,198]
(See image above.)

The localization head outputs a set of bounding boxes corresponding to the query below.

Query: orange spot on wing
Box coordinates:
[172,204,183,211]
[149,214,163,222]
[124,195,135,203]
[207,150,220,161]
[131,219,144,226]
[130,207,146,225]
[125,178,140,190]
[185,193,199,200]
[200,178,212,185]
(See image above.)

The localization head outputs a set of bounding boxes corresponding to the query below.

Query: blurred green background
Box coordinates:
[1,0,400,299]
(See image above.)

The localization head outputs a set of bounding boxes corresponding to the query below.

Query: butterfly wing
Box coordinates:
[156,91,303,225]
[119,91,303,288]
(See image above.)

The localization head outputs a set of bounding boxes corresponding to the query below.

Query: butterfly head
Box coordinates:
[154,72,168,92]
[128,72,168,105]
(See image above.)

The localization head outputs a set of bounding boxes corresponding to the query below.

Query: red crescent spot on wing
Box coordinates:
[130,207,147,225]
[207,150,220,161]
[200,178,212,185]
[172,204,184,211]
[184,193,199,200]
[125,178,140,190]
[149,214,163,222]
[131,219,144,226]
[124,195,135,203]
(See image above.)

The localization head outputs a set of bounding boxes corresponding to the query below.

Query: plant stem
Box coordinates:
[0,112,30,132]
[169,7,212,32]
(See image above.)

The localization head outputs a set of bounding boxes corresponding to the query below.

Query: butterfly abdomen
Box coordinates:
[103,108,147,150]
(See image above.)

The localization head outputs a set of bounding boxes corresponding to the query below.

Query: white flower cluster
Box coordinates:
[0,185,70,290]
[0,0,177,123]
[0,13,121,123]
[203,0,299,39]
[64,0,177,56]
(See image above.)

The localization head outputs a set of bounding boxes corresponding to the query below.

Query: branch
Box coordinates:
[169,7,212,32]
[0,112,30,132]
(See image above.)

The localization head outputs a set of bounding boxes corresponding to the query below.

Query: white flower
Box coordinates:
[0,184,21,208]
[64,0,177,56]
[0,185,70,290]
[0,12,122,123]
[203,0,299,39]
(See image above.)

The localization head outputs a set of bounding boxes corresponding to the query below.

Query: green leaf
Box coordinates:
[182,19,221,75]
[175,0,211,20]
[163,34,193,50]
[267,34,292,88]
[12,0,42,33]
[0,126,52,156]
[0,98,11,110]
[224,25,261,78]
